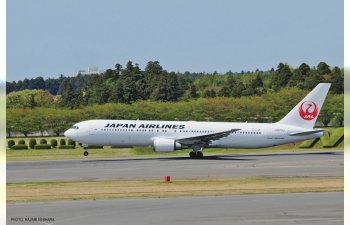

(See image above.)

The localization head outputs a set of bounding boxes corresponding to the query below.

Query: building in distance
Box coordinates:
[73,67,104,77]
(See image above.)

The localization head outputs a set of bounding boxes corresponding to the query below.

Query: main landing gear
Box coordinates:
[189,145,203,159]
[189,151,203,159]
[82,144,88,156]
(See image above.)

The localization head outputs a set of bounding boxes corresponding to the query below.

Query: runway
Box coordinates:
[7,151,343,183]
[7,192,343,225]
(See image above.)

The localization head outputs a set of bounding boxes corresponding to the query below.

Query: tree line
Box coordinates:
[6,61,344,109]
[6,88,343,137]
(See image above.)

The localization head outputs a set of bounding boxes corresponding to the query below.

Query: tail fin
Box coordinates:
[276,83,331,129]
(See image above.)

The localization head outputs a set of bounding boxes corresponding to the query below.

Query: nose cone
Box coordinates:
[64,129,71,138]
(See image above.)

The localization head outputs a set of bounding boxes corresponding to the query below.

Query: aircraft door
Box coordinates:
[89,126,95,135]
[267,129,273,139]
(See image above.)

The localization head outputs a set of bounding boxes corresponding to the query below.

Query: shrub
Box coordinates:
[40,139,47,144]
[320,132,332,148]
[51,139,58,148]
[11,144,28,150]
[58,145,75,149]
[34,144,51,149]
[87,145,103,149]
[29,139,37,148]
[299,138,318,148]
[68,139,76,147]
[8,140,15,148]
[18,139,25,145]
[60,139,66,146]
[329,128,344,146]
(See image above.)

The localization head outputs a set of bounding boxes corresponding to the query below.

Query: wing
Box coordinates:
[176,129,241,146]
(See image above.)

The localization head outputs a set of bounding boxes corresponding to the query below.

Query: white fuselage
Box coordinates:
[65,120,323,149]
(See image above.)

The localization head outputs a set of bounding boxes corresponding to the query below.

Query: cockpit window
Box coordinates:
[70,126,79,130]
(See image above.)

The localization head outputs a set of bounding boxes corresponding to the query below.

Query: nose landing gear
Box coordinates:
[82,144,88,156]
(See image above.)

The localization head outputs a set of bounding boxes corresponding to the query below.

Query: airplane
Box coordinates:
[64,83,331,159]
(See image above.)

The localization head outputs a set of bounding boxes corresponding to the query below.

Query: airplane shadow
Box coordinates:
[83,151,342,163]
[84,155,255,162]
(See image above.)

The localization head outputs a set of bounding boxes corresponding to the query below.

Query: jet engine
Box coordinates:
[153,138,188,152]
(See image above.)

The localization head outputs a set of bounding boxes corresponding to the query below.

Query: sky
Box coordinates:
[6,0,344,82]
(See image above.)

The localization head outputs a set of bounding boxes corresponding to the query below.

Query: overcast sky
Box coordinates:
[7,0,344,82]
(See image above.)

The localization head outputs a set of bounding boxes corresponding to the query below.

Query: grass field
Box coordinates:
[6,127,344,162]
[6,177,343,202]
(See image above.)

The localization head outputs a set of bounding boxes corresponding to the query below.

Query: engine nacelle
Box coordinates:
[153,139,188,152]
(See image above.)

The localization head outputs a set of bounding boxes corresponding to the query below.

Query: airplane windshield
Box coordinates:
[70,126,79,130]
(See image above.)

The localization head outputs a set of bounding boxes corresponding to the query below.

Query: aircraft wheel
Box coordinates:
[197,152,203,159]
[189,151,195,159]
[84,151,88,156]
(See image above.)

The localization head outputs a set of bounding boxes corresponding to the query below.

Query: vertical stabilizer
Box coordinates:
[276,83,331,129]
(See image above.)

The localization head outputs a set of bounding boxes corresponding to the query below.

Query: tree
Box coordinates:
[251,74,263,89]
[115,63,123,75]
[329,66,344,94]
[6,82,16,94]
[35,90,56,107]
[217,86,230,97]
[330,94,344,126]
[32,108,47,136]
[299,63,310,76]
[46,108,72,136]
[279,65,293,87]
[231,82,246,98]
[189,85,199,99]
[45,78,60,95]
[166,72,180,101]
[304,70,325,90]
[103,69,116,83]
[150,73,168,101]
[60,81,75,108]
[202,89,216,98]
[6,109,15,137]
[317,62,331,75]
[287,69,304,87]
[318,104,333,127]
[11,109,36,137]
[109,81,124,103]
[33,76,46,90]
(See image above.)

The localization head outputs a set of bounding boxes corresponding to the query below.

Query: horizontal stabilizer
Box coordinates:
[288,129,326,136]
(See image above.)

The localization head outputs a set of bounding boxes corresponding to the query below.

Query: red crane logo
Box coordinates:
[299,101,318,120]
